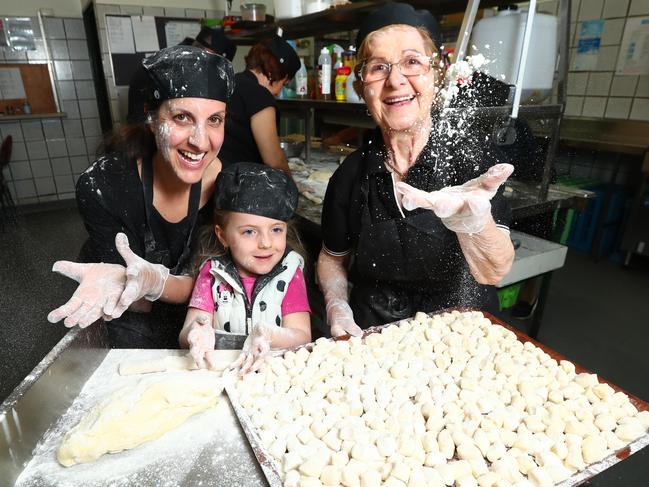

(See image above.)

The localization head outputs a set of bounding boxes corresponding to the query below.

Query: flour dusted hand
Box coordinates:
[326,298,363,338]
[111,233,170,317]
[48,261,126,328]
[396,163,514,234]
[230,322,274,375]
[187,313,216,369]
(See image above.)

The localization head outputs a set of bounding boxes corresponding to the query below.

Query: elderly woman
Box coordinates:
[317,3,515,337]
[48,46,235,348]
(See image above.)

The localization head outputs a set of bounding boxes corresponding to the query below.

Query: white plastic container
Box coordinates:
[318,47,332,99]
[469,8,558,103]
[274,0,302,19]
[295,58,308,97]
[345,70,362,103]
[305,0,331,15]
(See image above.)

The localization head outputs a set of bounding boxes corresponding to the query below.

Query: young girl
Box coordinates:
[180,162,311,373]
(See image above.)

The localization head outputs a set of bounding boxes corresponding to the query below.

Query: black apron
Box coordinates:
[107,156,202,349]
[348,156,498,329]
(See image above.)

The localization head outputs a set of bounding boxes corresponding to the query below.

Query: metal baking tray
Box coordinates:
[226,309,649,487]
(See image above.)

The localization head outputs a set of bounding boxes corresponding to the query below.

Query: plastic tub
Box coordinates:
[274,0,302,19]
[305,0,331,14]
[241,3,266,21]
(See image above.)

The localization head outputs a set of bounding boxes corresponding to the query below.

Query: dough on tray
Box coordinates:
[233,311,649,486]
[57,371,223,466]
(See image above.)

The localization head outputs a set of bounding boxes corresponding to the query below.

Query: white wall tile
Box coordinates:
[60,100,80,119]
[587,72,613,95]
[539,0,559,15]
[35,177,57,196]
[0,122,24,142]
[595,46,619,70]
[63,119,83,138]
[75,80,96,99]
[27,39,48,61]
[57,192,75,201]
[567,72,589,95]
[120,5,143,15]
[42,119,64,139]
[143,7,165,16]
[68,39,89,60]
[629,0,649,15]
[30,159,53,178]
[54,60,73,80]
[71,60,93,80]
[54,174,75,193]
[66,137,87,156]
[70,155,90,173]
[21,121,44,141]
[579,0,605,20]
[11,161,32,179]
[27,141,48,159]
[629,98,649,119]
[58,80,77,100]
[582,96,607,116]
[47,139,68,158]
[601,18,625,45]
[50,39,69,60]
[603,0,629,17]
[636,75,649,96]
[572,0,582,20]
[82,118,102,137]
[64,18,86,39]
[79,100,99,119]
[14,180,36,199]
[186,9,205,18]
[610,75,638,96]
[165,8,187,17]
[565,96,585,116]
[44,18,65,39]
[604,97,632,118]
[51,157,72,176]
[11,141,27,161]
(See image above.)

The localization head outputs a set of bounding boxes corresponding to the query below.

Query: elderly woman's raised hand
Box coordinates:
[396,163,514,234]
[48,261,127,328]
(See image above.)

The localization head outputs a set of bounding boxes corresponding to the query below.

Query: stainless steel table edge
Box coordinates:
[1,323,109,484]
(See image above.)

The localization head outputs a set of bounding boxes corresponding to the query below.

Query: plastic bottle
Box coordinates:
[343,45,356,68]
[317,47,332,100]
[22,100,32,114]
[295,57,308,98]
[335,66,351,101]
[346,69,362,103]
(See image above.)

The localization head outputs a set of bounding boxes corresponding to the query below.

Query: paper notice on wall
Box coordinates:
[574,19,604,71]
[616,17,649,76]
[131,16,159,53]
[164,21,201,47]
[0,67,26,100]
[107,15,135,54]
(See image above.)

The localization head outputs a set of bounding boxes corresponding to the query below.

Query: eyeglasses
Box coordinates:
[360,55,433,82]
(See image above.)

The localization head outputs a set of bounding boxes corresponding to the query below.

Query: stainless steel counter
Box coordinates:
[0,331,267,487]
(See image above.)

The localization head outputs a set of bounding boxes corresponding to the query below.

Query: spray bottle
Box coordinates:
[318,47,332,100]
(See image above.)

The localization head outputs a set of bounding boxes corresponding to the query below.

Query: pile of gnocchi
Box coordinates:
[232,311,649,487]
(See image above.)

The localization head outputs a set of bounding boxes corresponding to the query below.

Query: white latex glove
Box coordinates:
[112,232,170,317]
[48,261,126,328]
[326,298,363,338]
[187,314,216,369]
[396,163,514,234]
[229,323,274,375]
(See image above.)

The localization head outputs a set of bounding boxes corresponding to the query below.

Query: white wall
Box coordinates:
[2,0,83,17]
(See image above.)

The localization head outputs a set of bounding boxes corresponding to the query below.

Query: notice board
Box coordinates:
[0,63,57,114]
[106,14,202,86]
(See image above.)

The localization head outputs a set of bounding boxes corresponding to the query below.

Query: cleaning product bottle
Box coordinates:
[318,46,332,100]
[335,66,351,101]
[346,69,362,103]
[331,45,344,97]
[295,57,308,98]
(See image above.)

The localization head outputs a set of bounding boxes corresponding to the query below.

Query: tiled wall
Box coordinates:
[562,0,649,120]
[94,4,224,124]
[0,16,101,205]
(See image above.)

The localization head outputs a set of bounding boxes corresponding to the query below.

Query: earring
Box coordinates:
[366,109,372,117]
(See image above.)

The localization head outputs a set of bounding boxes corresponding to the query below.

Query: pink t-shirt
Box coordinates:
[189,260,311,316]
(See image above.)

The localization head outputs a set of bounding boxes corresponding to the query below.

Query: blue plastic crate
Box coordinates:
[566,184,630,256]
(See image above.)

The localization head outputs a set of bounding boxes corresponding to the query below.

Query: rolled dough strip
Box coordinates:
[57,371,223,466]
[119,353,233,376]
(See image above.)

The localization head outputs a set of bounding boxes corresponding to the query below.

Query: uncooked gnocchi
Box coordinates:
[231,311,648,486]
